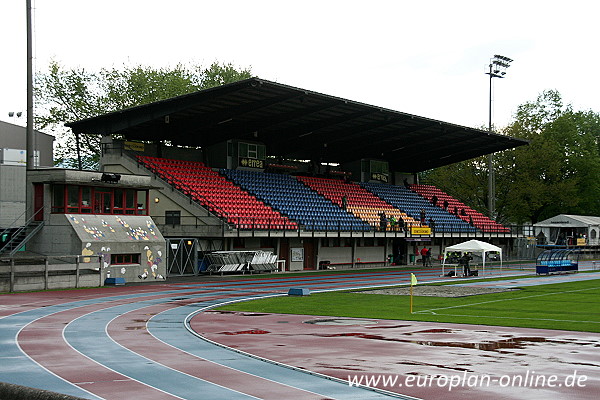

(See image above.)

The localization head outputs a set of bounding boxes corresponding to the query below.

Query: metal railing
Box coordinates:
[0,208,45,256]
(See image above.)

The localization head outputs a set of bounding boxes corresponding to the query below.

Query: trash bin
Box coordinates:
[318,260,331,270]
[409,254,415,264]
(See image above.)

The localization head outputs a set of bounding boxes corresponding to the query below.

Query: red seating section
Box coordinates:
[137,156,297,230]
[410,184,509,233]
[298,176,421,230]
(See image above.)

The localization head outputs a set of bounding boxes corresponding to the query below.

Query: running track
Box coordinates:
[0,268,453,400]
[1,267,597,399]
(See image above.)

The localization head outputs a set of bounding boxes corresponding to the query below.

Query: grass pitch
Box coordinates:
[217,278,600,332]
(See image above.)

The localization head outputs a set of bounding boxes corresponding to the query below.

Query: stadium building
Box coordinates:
[2,78,530,284]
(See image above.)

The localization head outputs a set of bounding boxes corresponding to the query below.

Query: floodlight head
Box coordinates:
[8,112,14,117]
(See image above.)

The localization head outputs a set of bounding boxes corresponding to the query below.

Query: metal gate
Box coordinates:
[166,238,198,276]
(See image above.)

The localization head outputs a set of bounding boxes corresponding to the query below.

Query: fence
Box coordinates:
[0,255,103,292]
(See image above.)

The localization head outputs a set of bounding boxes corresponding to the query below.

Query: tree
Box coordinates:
[500,90,600,223]
[35,61,252,169]
[422,90,600,224]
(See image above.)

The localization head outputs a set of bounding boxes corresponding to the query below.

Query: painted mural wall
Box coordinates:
[66,214,166,283]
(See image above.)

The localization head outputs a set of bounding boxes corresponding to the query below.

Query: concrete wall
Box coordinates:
[0,165,26,227]
[0,261,102,292]
[25,202,167,283]
[0,120,54,167]
[65,214,167,283]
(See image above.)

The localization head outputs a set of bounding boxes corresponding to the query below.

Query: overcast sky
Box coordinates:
[1,0,598,135]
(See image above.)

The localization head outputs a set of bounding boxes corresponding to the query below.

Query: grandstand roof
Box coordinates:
[66,78,528,172]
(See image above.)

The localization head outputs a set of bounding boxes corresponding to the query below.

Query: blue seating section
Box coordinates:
[221,169,371,231]
[360,182,477,233]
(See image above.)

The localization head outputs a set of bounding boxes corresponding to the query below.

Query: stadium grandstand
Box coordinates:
[2,78,531,283]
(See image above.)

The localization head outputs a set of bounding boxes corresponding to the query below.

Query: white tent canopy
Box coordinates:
[442,239,502,276]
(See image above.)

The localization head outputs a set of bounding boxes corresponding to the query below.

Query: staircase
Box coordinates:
[0,209,45,256]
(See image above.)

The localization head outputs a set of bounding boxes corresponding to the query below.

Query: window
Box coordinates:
[113,189,124,214]
[81,187,92,213]
[111,254,141,265]
[50,184,148,216]
[136,190,147,215]
[238,142,266,160]
[165,210,181,225]
[125,189,136,214]
[67,186,79,213]
[52,185,65,213]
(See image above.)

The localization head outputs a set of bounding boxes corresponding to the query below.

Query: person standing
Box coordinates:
[379,212,387,231]
[389,215,397,231]
[425,247,432,267]
[460,252,472,276]
[420,246,428,267]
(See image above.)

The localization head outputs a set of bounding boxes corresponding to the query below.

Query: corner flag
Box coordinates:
[410,273,418,286]
[409,273,418,314]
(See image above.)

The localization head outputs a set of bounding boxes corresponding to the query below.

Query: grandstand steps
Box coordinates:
[223,169,370,232]
[135,156,297,231]
[410,184,509,233]
[103,151,513,237]
[298,176,422,231]
[101,152,226,237]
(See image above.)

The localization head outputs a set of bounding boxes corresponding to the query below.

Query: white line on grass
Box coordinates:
[413,286,600,315]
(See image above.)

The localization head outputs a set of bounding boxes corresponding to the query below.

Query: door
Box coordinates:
[303,240,316,270]
[34,184,44,221]
[94,191,112,214]
[279,239,290,271]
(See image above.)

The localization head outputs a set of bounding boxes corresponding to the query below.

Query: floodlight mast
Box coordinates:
[485,54,512,219]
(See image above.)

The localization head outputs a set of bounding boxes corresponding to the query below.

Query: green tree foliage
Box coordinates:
[35,61,252,169]
[423,90,600,224]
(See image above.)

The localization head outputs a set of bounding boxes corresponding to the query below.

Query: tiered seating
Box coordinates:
[222,169,370,231]
[137,156,297,230]
[297,176,421,230]
[361,182,476,233]
[411,184,509,233]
